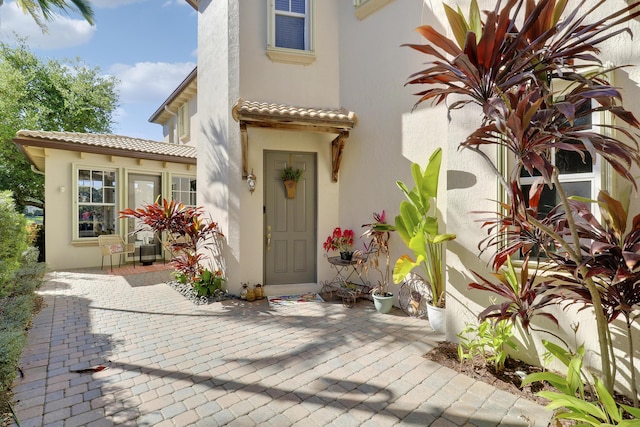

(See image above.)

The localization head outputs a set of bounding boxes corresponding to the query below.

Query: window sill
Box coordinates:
[266,47,316,65]
[354,0,394,20]
[71,239,98,247]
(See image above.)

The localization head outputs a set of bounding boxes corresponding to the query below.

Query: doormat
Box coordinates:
[267,293,324,307]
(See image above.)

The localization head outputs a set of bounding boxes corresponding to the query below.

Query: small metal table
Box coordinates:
[320,255,371,307]
[139,244,156,266]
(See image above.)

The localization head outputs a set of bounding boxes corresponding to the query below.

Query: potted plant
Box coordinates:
[280,166,303,199]
[393,148,455,331]
[323,227,355,260]
[359,211,396,313]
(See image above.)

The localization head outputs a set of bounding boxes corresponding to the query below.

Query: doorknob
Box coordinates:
[266,225,272,251]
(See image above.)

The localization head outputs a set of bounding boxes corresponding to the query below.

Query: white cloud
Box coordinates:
[110,61,196,104]
[0,2,95,50]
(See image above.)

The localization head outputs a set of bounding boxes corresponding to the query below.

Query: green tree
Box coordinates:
[0,0,94,29]
[0,40,119,210]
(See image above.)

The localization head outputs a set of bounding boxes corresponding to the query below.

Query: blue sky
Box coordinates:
[0,0,197,141]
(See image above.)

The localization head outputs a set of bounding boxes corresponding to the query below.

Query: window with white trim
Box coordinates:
[178,102,190,142]
[77,168,117,239]
[267,0,315,64]
[171,176,197,206]
[520,102,602,207]
[515,80,608,258]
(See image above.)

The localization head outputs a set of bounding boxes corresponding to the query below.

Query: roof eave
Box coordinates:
[13,136,197,166]
[148,67,198,124]
[185,0,197,11]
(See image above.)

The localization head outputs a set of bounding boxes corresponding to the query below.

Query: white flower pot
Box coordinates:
[427,304,446,334]
[372,293,394,314]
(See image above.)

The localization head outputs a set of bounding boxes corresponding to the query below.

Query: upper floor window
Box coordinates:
[267,0,315,65]
[178,102,190,142]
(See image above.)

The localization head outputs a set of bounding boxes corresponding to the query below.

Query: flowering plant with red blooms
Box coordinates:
[323,227,355,253]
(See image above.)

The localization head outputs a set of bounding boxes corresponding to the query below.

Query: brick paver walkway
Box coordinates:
[10,269,552,426]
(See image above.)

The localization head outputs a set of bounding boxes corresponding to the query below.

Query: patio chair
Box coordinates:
[98,235,136,271]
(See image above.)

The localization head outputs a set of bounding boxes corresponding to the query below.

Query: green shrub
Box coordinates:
[457,319,518,373]
[0,329,26,393]
[0,191,29,298]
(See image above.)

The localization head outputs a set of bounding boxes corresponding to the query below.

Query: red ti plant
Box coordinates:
[405,0,640,392]
[468,254,559,334]
[119,198,224,284]
[547,191,640,405]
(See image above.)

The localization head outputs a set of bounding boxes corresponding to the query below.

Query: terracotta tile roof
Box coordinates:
[232,99,357,130]
[14,130,196,163]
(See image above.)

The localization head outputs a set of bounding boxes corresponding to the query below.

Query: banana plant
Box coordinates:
[393,148,456,308]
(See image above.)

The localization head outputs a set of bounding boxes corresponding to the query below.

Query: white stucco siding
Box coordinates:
[336,0,455,307]
[197,0,243,293]
[238,0,340,107]
[43,149,195,270]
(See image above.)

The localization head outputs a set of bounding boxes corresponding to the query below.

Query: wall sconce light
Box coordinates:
[59,186,66,193]
[247,169,256,194]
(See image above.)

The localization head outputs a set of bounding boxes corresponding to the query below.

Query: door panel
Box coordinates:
[264,151,317,285]
[127,174,162,256]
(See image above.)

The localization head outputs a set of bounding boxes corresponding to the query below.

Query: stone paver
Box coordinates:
[9,268,553,426]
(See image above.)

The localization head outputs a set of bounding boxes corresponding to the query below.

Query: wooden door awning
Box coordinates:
[232,99,357,182]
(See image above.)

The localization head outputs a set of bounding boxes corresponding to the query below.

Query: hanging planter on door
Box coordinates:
[283,179,297,199]
[280,166,302,199]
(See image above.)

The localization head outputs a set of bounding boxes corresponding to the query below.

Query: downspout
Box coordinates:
[31,165,44,175]
[164,105,178,143]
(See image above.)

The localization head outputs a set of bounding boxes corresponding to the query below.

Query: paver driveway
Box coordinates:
[11,268,552,426]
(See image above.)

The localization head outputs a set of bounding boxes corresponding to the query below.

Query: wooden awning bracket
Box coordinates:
[233,99,357,182]
[331,131,348,182]
[240,123,249,178]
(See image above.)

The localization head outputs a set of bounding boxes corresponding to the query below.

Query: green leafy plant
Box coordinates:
[393,148,456,308]
[522,340,640,426]
[457,318,518,373]
[193,269,225,297]
[280,166,302,182]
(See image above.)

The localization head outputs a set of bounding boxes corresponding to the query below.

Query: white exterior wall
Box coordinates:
[197,0,241,292]
[43,149,195,270]
[336,0,456,306]
[239,1,340,106]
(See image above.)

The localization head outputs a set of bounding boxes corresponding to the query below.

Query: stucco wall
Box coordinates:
[238,0,340,106]
[43,149,195,270]
[336,1,456,307]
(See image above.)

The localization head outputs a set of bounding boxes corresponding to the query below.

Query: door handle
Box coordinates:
[266,225,272,251]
